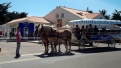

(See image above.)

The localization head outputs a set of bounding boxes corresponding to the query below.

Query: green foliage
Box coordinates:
[0,2,28,25]
[111,9,121,20]
[99,9,110,19]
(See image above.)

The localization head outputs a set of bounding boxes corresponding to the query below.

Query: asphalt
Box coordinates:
[0,41,121,68]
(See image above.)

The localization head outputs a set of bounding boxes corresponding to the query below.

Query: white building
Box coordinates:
[5,6,106,37]
[44,6,106,27]
[6,16,51,37]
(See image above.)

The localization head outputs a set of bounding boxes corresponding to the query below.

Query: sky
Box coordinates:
[0,0,121,17]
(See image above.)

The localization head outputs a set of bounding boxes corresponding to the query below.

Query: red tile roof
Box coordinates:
[60,6,101,19]
[6,16,51,25]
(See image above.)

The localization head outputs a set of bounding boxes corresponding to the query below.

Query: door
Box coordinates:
[24,27,28,37]
[57,19,62,27]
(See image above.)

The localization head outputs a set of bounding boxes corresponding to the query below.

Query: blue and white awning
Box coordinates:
[69,19,121,25]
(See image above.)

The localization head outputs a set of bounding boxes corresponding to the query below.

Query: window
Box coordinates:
[56,14,59,18]
[61,13,64,18]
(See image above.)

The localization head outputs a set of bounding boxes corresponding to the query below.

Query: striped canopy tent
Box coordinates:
[0,24,11,31]
[0,24,11,37]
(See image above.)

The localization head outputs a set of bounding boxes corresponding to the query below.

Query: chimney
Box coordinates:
[86,7,89,12]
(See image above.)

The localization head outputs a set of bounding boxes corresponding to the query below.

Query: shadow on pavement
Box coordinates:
[71,47,121,54]
[34,52,75,58]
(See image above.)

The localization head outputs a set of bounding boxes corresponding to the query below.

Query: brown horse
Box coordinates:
[37,24,72,54]
[34,24,50,54]
[34,24,63,54]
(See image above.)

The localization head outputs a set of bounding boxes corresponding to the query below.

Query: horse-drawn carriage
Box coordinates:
[69,19,121,50]
[71,30,117,50]
[34,19,121,54]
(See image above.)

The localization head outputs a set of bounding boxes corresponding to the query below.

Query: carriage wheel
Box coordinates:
[79,40,85,50]
[108,37,116,49]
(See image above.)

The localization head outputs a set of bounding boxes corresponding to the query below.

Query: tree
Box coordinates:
[0,2,28,25]
[19,12,28,18]
[0,2,11,25]
[99,9,110,19]
[111,9,121,20]
[6,11,28,22]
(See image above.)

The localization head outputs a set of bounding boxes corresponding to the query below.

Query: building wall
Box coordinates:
[18,22,34,37]
[9,20,35,37]
[94,14,106,19]
[8,19,51,37]
[44,7,81,27]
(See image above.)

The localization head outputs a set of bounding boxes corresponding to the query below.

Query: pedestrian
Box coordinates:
[14,27,22,58]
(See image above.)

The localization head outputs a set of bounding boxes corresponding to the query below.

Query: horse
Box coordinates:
[34,24,50,54]
[34,24,62,54]
[52,28,65,53]
[37,24,72,54]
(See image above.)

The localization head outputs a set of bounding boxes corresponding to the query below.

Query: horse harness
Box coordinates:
[41,27,70,41]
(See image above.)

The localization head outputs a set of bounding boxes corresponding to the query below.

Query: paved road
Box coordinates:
[0,41,121,68]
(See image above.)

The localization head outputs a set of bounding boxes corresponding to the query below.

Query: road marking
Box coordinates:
[0,58,40,65]
[0,52,82,65]
[0,52,89,65]
[21,53,43,56]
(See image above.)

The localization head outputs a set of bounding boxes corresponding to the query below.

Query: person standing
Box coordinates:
[93,25,99,35]
[74,25,81,40]
[14,27,21,58]
[87,24,94,46]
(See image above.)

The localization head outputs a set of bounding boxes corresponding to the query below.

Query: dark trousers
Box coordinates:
[16,41,21,56]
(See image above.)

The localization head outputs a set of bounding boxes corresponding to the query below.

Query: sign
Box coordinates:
[90,35,111,40]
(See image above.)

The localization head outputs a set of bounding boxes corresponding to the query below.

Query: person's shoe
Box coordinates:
[14,56,19,58]
[14,54,21,58]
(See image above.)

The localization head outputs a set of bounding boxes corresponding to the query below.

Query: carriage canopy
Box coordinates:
[69,19,121,25]
[69,19,121,30]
